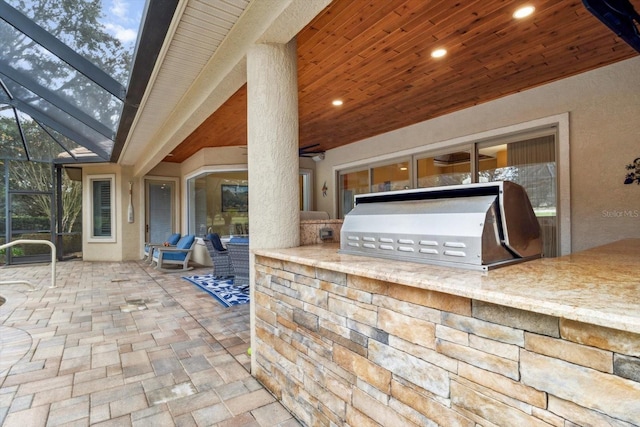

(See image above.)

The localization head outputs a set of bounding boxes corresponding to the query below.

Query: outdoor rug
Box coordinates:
[182,274,250,307]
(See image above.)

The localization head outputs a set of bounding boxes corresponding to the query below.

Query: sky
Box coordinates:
[99,0,146,49]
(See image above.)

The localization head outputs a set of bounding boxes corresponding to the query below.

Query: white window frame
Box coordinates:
[184,165,248,236]
[184,165,314,233]
[300,168,313,211]
[85,173,116,242]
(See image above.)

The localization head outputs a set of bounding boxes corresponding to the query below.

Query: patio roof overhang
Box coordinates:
[2,0,638,172]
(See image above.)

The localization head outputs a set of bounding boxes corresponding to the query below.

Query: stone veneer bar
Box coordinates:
[252,239,640,426]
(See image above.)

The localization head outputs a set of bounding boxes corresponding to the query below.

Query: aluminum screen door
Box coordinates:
[8,192,52,264]
[146,180,174,244]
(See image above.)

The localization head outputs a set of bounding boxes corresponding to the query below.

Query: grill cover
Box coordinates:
[339,181,542,270]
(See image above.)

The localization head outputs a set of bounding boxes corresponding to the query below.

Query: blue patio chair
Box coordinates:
[226,236,249,289]
[143,232,181,262]
[152,234,196,272]
[204,233,233,278]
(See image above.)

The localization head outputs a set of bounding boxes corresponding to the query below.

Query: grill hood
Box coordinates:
[339,181,542,271]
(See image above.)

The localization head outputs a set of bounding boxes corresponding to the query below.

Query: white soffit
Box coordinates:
[120,0,250,167]
[121,0,332,177]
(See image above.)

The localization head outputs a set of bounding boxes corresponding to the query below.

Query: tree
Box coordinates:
[1,0,136,235]
[0,0,133,128]
[1,116,82,233]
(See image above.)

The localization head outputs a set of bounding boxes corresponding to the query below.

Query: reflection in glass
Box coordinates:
[371,161,409,193]
[479,136,557,257]
[188,171,249,237]
[339,169,369,217]
[417,151,472,188]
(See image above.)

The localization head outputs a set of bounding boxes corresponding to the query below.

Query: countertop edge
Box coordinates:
[254,240,640,335]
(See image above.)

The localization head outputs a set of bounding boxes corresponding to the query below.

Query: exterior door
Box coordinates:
[145,180,175,244]
[8,192,53,264]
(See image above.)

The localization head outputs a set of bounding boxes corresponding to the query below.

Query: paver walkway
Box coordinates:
[0,260,301,426]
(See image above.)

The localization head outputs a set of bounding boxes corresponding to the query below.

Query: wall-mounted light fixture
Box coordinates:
[312,153,325,162]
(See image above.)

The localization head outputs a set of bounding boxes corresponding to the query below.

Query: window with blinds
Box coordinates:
[88,175,115,240]
[92,180,111,236]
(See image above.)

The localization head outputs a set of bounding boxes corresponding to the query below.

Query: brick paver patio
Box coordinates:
[0,260,300,426]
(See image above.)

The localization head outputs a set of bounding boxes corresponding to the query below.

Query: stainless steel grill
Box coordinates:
[339,181,542,271]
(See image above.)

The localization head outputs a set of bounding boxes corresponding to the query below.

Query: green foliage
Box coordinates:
[0,238,25,258]
[15,233,51,255]
[9,216,51,231]
[1,0,133,246]
[0,247,24,257]
[0,160,82,234]
[1,0,135,160]
[1,0,132,90]
[62,233,82,253]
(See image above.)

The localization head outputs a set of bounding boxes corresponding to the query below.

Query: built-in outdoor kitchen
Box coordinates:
[253,182,640,426]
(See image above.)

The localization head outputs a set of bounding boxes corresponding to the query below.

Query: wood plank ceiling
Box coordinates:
[166,0,639,163]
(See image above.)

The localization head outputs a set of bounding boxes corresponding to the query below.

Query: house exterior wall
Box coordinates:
[315,57,640,253]
[147,161,182,177]
[81,164,140,261]
[178,147,249,177]
[82,59,638,261]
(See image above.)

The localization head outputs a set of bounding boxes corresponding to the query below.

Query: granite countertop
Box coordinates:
[254,239,640,335]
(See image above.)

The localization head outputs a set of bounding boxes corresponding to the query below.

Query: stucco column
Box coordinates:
[247,39,299,370]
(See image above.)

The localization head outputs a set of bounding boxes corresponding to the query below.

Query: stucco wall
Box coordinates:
[315,57,640,252]
[82,164,140,261]
[179,147,249,177]
[147,161,181,177]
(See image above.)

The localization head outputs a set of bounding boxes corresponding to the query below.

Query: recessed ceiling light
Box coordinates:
[332,99,343,106]
[431,48,447,58]
[513,5,535,19]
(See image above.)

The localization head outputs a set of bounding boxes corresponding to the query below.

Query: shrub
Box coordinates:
[18,233,53,255]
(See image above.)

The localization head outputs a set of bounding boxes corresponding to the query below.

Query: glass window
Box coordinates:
[339,169,369,217]
[187,171,249,237]
[416,150,472,188]
[300,169,312,211]
[478,135,557,257]
[88,174,114,241]
[336,131,559,256]
[371,161,410,192]
[187,168,311,235]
